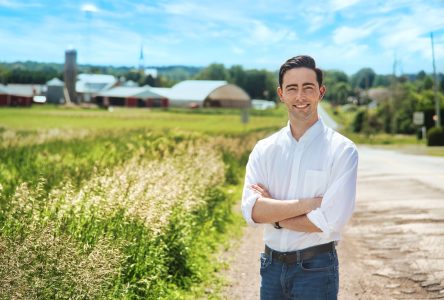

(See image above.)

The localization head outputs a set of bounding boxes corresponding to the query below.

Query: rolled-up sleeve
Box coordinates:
[241,144,266,226]
[306,145,358,237]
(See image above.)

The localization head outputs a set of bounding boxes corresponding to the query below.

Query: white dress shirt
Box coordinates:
[241,118,358,252]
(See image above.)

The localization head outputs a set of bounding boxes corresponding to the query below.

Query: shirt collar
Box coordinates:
[285,118,325,145]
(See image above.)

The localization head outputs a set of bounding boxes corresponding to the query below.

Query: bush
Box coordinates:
[352,109,366,133]
[427,127,444,146]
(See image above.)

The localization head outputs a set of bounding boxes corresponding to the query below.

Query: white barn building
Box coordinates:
[165,80,250,108]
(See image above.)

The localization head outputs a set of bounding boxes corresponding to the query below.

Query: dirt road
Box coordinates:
[221,146,444,299]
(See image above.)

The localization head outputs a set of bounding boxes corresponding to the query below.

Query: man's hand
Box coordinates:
[249,183,272,198]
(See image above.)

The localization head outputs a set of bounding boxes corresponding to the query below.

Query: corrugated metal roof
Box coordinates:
[96,86,163,98]
[149,87,171,98]
[0,84,45,97]
[168,80,227,101]
[0,85,7,94]
[76,73,117,93]
[77,74,116,83]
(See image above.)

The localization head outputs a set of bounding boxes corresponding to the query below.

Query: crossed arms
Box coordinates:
[250,183,322,232]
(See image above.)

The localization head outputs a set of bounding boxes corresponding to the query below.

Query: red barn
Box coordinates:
[0,84,45,107]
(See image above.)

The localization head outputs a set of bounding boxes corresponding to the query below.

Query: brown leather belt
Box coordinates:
[265,242,335,264]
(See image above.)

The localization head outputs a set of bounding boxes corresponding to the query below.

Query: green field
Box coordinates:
[0,106,287,134]
[0,106,287,299]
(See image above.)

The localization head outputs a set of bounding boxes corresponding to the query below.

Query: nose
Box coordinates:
[295,89,306,100]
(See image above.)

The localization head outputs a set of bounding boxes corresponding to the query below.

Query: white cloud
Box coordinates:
[333,20,384,44]
[377,4,444,61]
[330,0,361,11]
[81,3,98,13]
[247,21,297,45]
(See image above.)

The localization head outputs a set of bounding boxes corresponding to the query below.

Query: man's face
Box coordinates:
[277,67,325,123]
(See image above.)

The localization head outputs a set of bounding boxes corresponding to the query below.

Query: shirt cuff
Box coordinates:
[306,208,332,238]
[241,194,260,227]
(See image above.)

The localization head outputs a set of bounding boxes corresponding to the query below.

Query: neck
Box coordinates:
[289,115,319,141]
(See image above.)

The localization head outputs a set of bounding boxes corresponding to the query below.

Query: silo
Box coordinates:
[46,78,65,104]
[64,49,77,104]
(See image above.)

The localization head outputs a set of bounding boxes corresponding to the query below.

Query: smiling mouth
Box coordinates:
[293,104,310,109]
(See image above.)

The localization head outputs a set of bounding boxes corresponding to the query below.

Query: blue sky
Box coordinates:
[1,0,443,74]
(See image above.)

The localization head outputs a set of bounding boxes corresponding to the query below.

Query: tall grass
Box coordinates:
[0,111,265,299]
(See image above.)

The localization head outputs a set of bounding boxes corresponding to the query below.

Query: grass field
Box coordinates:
[0,105,287,133]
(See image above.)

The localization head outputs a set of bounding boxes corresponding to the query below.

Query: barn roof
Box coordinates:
[168,80,227,101]
[0,85,7,94]
[0,84,45,97]
[76,74,117,93]
[149,87,172,98]
[96,86,163,98]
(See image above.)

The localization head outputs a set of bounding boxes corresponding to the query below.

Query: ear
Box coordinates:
[277,86,284,102]
[319,85,326,100]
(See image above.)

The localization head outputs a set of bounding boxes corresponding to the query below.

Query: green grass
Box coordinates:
[342,132,422,145]
[0,106,287,134]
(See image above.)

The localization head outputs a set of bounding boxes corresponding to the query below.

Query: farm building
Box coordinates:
[166,80,250,108]
[76,74,118,103]
[0,86,8,106]
[0,84,45,106]
[46,78,65,104]
[95,86,168,108]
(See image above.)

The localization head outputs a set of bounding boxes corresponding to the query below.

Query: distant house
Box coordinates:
[76,74,118,102]
[0,84,45,107]
[95,86,168,108]
[166,80,250,108]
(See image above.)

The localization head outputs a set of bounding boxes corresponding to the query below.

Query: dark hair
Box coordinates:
[279,55,323,87]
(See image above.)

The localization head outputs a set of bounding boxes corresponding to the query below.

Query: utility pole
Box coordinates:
[431,32,441,128]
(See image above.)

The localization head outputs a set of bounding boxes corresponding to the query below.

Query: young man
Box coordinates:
[241,55,358,299]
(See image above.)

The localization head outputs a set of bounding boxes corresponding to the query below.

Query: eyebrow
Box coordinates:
[285,83,316,89]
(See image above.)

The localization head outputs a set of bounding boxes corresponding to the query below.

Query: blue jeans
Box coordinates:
[260,247,339,300]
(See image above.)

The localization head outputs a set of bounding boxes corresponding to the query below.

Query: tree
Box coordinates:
[324,70,351,105]
[228,65,246,88]
[351,68,376,90]
[140,74,155,86]
[195,63,229,80]
[417,70,426,80]
[373,74,392,87]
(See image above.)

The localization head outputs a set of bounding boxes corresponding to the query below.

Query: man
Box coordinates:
[241,55,358,300]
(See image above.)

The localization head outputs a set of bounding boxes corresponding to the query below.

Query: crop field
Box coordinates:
[0,106,286,299]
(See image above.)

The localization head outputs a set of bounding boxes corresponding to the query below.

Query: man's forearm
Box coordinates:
[251,197,317,223]
[280,215,322,232]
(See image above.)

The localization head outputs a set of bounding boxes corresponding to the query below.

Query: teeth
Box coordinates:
[294,104,309,108]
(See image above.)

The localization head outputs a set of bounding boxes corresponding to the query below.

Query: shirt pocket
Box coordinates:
[303,170,328,198]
